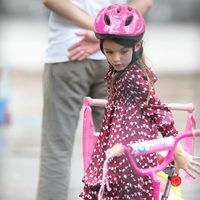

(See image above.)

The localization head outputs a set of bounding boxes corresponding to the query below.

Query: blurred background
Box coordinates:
[0,0,200,199]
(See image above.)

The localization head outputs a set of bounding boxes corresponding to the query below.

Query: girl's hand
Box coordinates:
[174,150,200,179]
[68,30,100,61]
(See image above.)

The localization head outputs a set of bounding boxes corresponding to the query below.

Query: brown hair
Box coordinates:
[100,38,154,97]
[109,54,154,97]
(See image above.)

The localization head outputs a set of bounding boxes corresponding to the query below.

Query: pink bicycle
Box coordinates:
[82,97,199,200]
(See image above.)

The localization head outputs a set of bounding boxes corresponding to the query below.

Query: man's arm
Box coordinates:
[129,0,153,16]
[42,0,94,30]
[43,0,152,30]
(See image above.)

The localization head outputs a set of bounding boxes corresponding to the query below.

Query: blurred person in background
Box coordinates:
[36,0,152,200]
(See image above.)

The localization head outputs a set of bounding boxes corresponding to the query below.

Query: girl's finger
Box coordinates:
[188,165,200,175]
[184,168,196,179]
[192,156,200,160]
[191,160,200,168]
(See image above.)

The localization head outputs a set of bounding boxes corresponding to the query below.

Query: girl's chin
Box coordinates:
[114,67,126,71]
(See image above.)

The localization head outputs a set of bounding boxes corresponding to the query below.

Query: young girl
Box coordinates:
[78,4,200,200]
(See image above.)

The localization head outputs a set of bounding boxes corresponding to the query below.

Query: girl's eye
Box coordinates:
[105,51,112,54]
[121,50,129,54]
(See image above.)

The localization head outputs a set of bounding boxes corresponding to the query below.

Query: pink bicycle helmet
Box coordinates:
[94,4,145,41]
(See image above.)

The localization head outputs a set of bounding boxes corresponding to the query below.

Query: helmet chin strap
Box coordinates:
[99,39,104,54]
[131,46,143,64]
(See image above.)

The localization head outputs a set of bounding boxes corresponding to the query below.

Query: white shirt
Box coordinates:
[45,0,127,63]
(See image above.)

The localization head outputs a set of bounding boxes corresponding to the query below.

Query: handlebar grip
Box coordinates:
[193,129,200,137]
[84,97,108,107]
[105,144,124,158]
[166,103,195,113]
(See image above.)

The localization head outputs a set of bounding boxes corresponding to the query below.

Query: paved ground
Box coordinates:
[0,71,200,200]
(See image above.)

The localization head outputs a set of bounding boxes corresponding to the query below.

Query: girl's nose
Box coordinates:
[112,53,120,62]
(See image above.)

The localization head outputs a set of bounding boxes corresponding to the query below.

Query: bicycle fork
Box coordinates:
[161,167,176,200]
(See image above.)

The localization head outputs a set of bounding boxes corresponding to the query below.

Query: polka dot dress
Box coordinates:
[80,64,178,200]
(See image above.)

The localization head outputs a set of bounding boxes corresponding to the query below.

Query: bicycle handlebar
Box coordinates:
[84,97,195,113]
[106,129,200,176]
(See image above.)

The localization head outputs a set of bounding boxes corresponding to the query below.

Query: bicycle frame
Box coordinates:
[82,97,197,199]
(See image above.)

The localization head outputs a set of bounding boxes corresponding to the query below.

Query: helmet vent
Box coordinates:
[104,14,110,25]
[127,6,132,11]
[125,16,133,26]
[116,7,121,13]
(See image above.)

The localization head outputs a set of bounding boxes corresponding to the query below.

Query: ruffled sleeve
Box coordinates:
[142,90,178,137]
[135,66,178,137]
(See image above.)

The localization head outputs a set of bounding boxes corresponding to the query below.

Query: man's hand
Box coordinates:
[68,30,100,61]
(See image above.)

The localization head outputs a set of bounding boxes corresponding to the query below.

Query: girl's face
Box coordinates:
[103,39,133,71]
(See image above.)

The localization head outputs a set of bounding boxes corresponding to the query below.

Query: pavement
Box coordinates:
[0,71,200,200]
